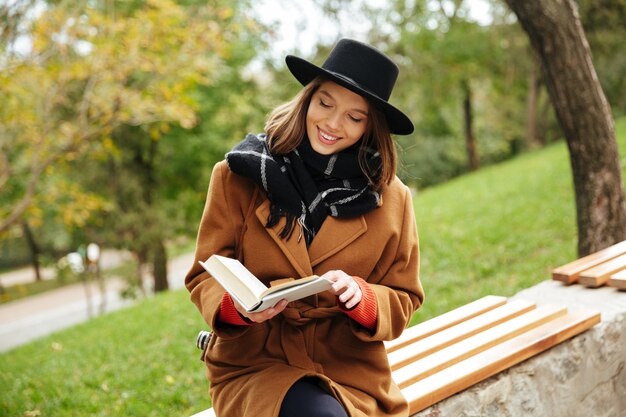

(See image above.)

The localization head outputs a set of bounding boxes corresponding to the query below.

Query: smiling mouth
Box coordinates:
[318,128,339,144]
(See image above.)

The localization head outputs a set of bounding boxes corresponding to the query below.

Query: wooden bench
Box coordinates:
[190,295,599,417]
[552,240,626,289]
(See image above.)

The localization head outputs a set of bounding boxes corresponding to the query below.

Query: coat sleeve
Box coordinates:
[184,161,251,339]
[351,184,424,342]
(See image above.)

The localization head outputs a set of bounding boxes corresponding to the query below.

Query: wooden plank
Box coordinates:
[402,309,601,414]
[392,305,566,388]
[608,269,626,290]
[388,300,536,370]
[552,240,626,284]
[191,408,215,417]
[578,253,626,287]
[385,296,507,353]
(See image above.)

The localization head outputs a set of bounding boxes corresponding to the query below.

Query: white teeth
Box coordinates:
[320,130,338,141]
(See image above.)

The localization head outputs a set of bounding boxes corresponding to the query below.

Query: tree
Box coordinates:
[374,0,532,186]
[61,0,266,294]
[504,0,626,256]
[0,0,221,234]
[1,0,264,290]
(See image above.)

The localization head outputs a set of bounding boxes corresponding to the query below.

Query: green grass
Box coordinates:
[411,141,576,322]
[412,116,626,322]
[0,290,209,417]
[1,117,625,416]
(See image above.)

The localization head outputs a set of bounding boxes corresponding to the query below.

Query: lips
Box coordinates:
[318,127,340,145]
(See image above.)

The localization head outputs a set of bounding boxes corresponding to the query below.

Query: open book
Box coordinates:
[199,255,332,313]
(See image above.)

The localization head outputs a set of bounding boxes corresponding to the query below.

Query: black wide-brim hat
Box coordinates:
[286,38,414,135]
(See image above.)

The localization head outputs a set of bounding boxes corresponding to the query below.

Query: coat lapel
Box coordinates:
[255,199,313,278]
[308,214,367,268]
[255,199,368,274]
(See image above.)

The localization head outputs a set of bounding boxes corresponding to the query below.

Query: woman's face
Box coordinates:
[306,81,369,155]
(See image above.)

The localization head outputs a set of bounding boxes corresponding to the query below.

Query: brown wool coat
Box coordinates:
[185,160,424,417]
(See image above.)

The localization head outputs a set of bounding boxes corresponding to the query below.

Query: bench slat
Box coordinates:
[388,299,535,370]
[578,253,626,287]
[392,304,566,388]
[402,309,601,414]
[552,240,626,284]
[384,295,507,353]
[190,298,600,417]
[608,269,626,290]
[190,408,215,417]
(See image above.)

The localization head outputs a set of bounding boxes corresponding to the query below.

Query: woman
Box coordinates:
[185,38,424,417]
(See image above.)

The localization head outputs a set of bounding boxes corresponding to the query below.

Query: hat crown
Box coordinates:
[285,38,414,134]
[321,39,398,101]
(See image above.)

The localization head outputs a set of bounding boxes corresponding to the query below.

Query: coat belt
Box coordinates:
[281,305,342,325]
[279,306,342,370]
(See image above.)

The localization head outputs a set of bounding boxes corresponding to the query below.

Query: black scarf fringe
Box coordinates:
[267,202,298,241]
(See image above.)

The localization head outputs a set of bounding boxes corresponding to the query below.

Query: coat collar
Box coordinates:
[255,199,367,278]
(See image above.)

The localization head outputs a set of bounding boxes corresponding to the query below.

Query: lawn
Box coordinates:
[0,290,209,417]
[411,137,575,322]
[1,117,625,417]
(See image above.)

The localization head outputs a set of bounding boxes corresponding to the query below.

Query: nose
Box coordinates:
[326,111,342,131]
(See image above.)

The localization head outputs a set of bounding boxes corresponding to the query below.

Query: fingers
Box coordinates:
[322,270,362,309]
[340,284,362,309]
[338,283,356,303]
[238,299,289,323]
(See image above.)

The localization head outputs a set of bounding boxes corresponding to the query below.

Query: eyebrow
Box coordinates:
[319,90,369,116]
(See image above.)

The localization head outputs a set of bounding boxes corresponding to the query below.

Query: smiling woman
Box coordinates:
[306,82,369,154]
[185,38,424,417]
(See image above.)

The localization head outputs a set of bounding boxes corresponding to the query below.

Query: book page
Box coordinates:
[201,256,268,310]
[259,275,320,299]
[252,278,332,312]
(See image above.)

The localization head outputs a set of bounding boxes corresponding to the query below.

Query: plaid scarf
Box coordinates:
[226,133,382,246]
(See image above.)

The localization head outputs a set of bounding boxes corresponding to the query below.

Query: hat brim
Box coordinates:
[286,55,414,135]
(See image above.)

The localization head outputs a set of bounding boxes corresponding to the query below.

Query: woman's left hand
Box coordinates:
[322,270,362,309]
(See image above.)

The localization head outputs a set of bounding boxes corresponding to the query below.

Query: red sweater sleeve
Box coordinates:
[217,292,251,326]
[337,276,378,330]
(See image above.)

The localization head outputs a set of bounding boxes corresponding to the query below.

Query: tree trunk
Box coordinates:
[136,247,148,297]
[21,220,41,282]
[526,54,541,148]
[152,238,168,292]
[536,88,550,146]
[505,0,626,256]
[462,79,480,171]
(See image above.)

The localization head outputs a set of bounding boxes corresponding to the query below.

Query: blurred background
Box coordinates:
[1,0,625,416]
[2,0,625,298]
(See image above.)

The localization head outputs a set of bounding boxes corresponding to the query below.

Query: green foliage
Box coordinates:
[0,0,255,234]
[397,134,467,186]
[377,1,545,187]
[577,0,626,115]
[4,0,622,276]
[0,0,268,286]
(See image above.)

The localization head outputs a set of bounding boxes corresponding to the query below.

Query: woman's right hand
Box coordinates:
[232,298,289,323]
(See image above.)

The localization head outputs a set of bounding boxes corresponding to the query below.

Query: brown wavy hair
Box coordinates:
[264,77,397,191]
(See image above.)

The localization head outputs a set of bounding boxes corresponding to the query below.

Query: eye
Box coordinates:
[319,99,331,108]
[348,114,364,123]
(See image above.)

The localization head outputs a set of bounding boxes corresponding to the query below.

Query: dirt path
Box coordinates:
[0,252,195,353]
[0,249,133,287]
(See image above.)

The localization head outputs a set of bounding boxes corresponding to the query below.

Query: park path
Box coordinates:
[0,249,133,287]
[0,252,195,353]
